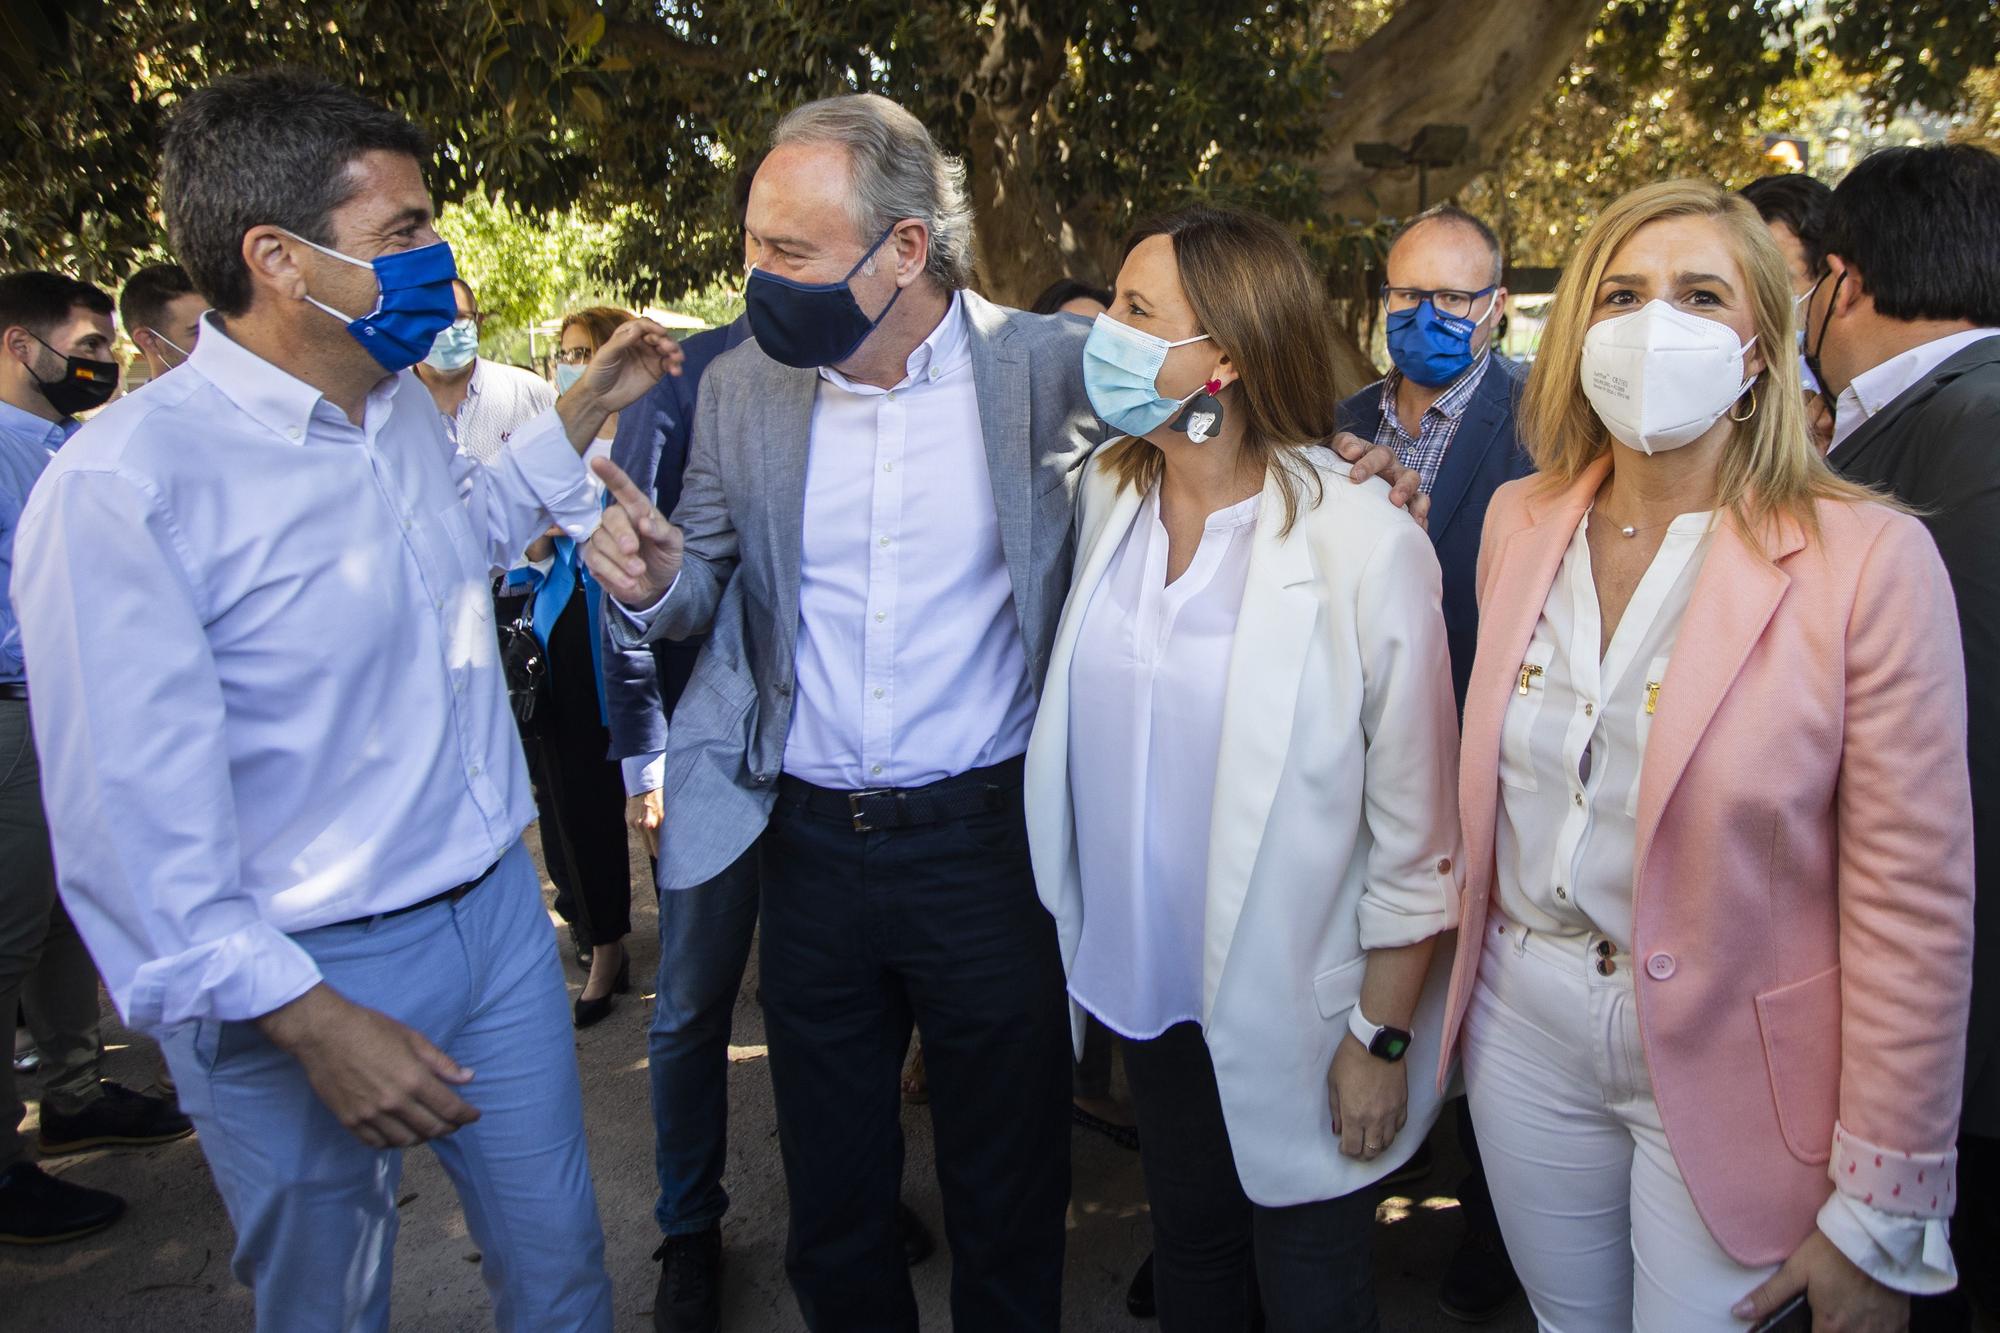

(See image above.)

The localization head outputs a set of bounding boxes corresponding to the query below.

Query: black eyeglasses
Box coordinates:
[1381,285,1497,319]
[552,347,592,365]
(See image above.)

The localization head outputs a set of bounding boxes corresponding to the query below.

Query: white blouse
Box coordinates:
[1495,508,1955,1293]
[1066,486,1261,1040]
[1495,510,1713,949]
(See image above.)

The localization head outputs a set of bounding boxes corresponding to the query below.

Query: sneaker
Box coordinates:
[0,1162,125,1244]
[653,1226,722,1333]
[38,1081,195,1155]
[1439,1215,1521,1323]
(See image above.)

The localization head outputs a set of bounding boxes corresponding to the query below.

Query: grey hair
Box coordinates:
[1388,203,1505,286]
[772,94,976,291]
[161,69,431,317]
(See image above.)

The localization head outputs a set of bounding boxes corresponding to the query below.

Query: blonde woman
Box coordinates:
[1025,204,1463,1330]
[1439,180,1974,1330]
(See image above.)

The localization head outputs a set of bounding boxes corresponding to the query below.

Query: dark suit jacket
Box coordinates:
[597,315,753,773]
[1338,357,1532,710]
[1829,334,2000,1137]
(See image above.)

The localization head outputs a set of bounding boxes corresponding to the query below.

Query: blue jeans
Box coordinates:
[161,841,611,1333]
[649,847,759,1236]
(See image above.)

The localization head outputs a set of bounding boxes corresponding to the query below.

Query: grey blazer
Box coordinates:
[611,291,1106,889]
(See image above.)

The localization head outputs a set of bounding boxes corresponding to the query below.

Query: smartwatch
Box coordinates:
[1348,1004,1412,1063]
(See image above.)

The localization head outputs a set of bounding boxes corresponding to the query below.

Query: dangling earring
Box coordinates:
[1172,380,1226,443]
[1728,383,1758,422]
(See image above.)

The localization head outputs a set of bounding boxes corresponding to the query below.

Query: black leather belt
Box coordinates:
[778,755,1025,834]
[362,855,503,925]
[0,683,26,701]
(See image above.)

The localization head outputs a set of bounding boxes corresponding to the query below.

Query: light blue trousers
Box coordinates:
[161,841,612,1332]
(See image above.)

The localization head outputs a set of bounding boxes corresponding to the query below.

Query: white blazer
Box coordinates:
[1025,446,1465,1206]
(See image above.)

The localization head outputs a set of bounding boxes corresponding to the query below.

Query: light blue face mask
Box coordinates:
[553,362,586,394]
[424,318,479,372]
[1081,312,1211,438]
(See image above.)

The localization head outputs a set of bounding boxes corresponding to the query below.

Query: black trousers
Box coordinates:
[526,591,630,946]
[1122,1022,1381,1333]
[758,776,1070,1332]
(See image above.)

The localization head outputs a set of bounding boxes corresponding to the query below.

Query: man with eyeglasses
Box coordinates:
[415,278,555,467]
[1336,202,1530,1325]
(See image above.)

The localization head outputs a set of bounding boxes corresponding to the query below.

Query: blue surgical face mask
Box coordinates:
[1384,289,1494,388]
[424,318,479,372]
[553,362,586,394]
[1081,312,1211,438]
[283,230,462,373]
[744,224,904,369]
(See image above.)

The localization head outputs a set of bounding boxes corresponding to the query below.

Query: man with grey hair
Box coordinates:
[588,92,1096,1331]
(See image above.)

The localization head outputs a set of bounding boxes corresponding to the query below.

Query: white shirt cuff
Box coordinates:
[120,919,324,1033]
[615,570,680,630]
[1816,1192,1958,1296]
[622,753,665,796]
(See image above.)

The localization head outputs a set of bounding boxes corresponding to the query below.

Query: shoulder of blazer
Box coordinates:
[1337,377,1388,436]
[1290,448,1425,559]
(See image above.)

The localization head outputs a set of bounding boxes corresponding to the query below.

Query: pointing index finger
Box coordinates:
[591,456,652,515]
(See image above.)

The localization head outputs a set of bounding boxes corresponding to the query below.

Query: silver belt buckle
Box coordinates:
[848,789,892,833]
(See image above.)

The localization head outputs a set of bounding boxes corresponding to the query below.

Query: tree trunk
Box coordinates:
[1314,0,1605,217]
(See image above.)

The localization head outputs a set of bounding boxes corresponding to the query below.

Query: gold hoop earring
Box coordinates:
[1729,384,1758,422]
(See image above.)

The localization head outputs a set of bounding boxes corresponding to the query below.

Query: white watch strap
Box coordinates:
[1348,1003,1383,1049]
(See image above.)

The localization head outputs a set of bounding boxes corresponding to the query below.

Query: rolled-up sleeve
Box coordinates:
[1352,520,1464,949]
[12,468,321,1031]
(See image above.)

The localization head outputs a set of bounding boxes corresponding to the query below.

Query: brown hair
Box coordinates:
[1522,179,1880,541]
[559,305,635,354]
[1099,205,1344,534]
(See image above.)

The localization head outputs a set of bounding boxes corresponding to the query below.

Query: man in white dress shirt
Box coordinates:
[414,277,556,465]
[11,70,682,1331]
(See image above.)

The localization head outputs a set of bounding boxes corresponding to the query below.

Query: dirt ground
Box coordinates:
[3,825,1534,1332]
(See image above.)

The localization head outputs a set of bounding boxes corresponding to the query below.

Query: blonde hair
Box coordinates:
[1100,205,1343,534]
[1521,179,1879,540]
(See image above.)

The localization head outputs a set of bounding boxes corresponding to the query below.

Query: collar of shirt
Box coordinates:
[818,291,970,395]
[187,312,400,445]
[0,395,72,454]
[1378,349,1492,438]
[1829,327,2000,453]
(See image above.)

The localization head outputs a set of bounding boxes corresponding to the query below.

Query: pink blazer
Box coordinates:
[1439,458,1975,1265]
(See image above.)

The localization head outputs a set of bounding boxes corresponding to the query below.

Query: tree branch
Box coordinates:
[600,18,750,75]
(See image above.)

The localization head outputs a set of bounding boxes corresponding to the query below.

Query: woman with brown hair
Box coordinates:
[1023,204,1464,1330]
[1440,179,1973,1329]
[526,303,639,1025]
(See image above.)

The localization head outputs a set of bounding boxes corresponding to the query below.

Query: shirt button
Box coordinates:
[434,597,445,610]
[776,680,791,697]
[1646,952,1677,980]
[1596,957,1616,977]
[879,536,891,547]
[1555,886,1568,900]
[752,772,768,786]
[875,611,886,623]
[884,390,895,403]
[286,426,301,440]
[1573,792,1584,807]
[1583,702,1594,716]
[871,764,884,776]
[883,462,894,473]
[468,764,481,778]
[1435,857,1452,874]
[873,688,885,700]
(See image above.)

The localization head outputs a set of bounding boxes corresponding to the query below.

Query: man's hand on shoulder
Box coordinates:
[256,983,480,1148]
[1330,431,1430,531]
[582,458,685,608]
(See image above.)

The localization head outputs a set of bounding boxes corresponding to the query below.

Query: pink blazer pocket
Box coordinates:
[1754,964,1842,1164]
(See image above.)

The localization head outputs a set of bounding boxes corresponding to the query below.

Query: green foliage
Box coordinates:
[435,192,626,362]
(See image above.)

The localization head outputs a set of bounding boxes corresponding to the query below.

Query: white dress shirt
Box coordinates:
[1495,508,1954,1292]
[444,357,558,464]
[1828,328,2000,454]
[11,315,600,1032]
[781,293,1037,788]
[1066,487,1260,1040]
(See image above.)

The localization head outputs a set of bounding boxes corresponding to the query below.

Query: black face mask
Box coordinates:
[1802,269,1843,422]
[24,332,119,417]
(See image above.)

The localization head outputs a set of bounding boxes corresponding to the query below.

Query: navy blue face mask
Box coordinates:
[745,224,904,369]
[1384,288,1495,388]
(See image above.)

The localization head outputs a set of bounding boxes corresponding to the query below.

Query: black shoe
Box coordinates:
[38,1082,194,1156]
[569,923,591,971]
[1439,1215,1521,1323]
[0,1162,125,1244]
[653,1226,722,1333]
[613,953,632,994]
[573,991,615,1029]
[898,1200,935,1267]
[1126,1250,1155,1319]
[1382,1139,1435,1189]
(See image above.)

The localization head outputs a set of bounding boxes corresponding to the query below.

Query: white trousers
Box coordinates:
[1461,915,1779,1332]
